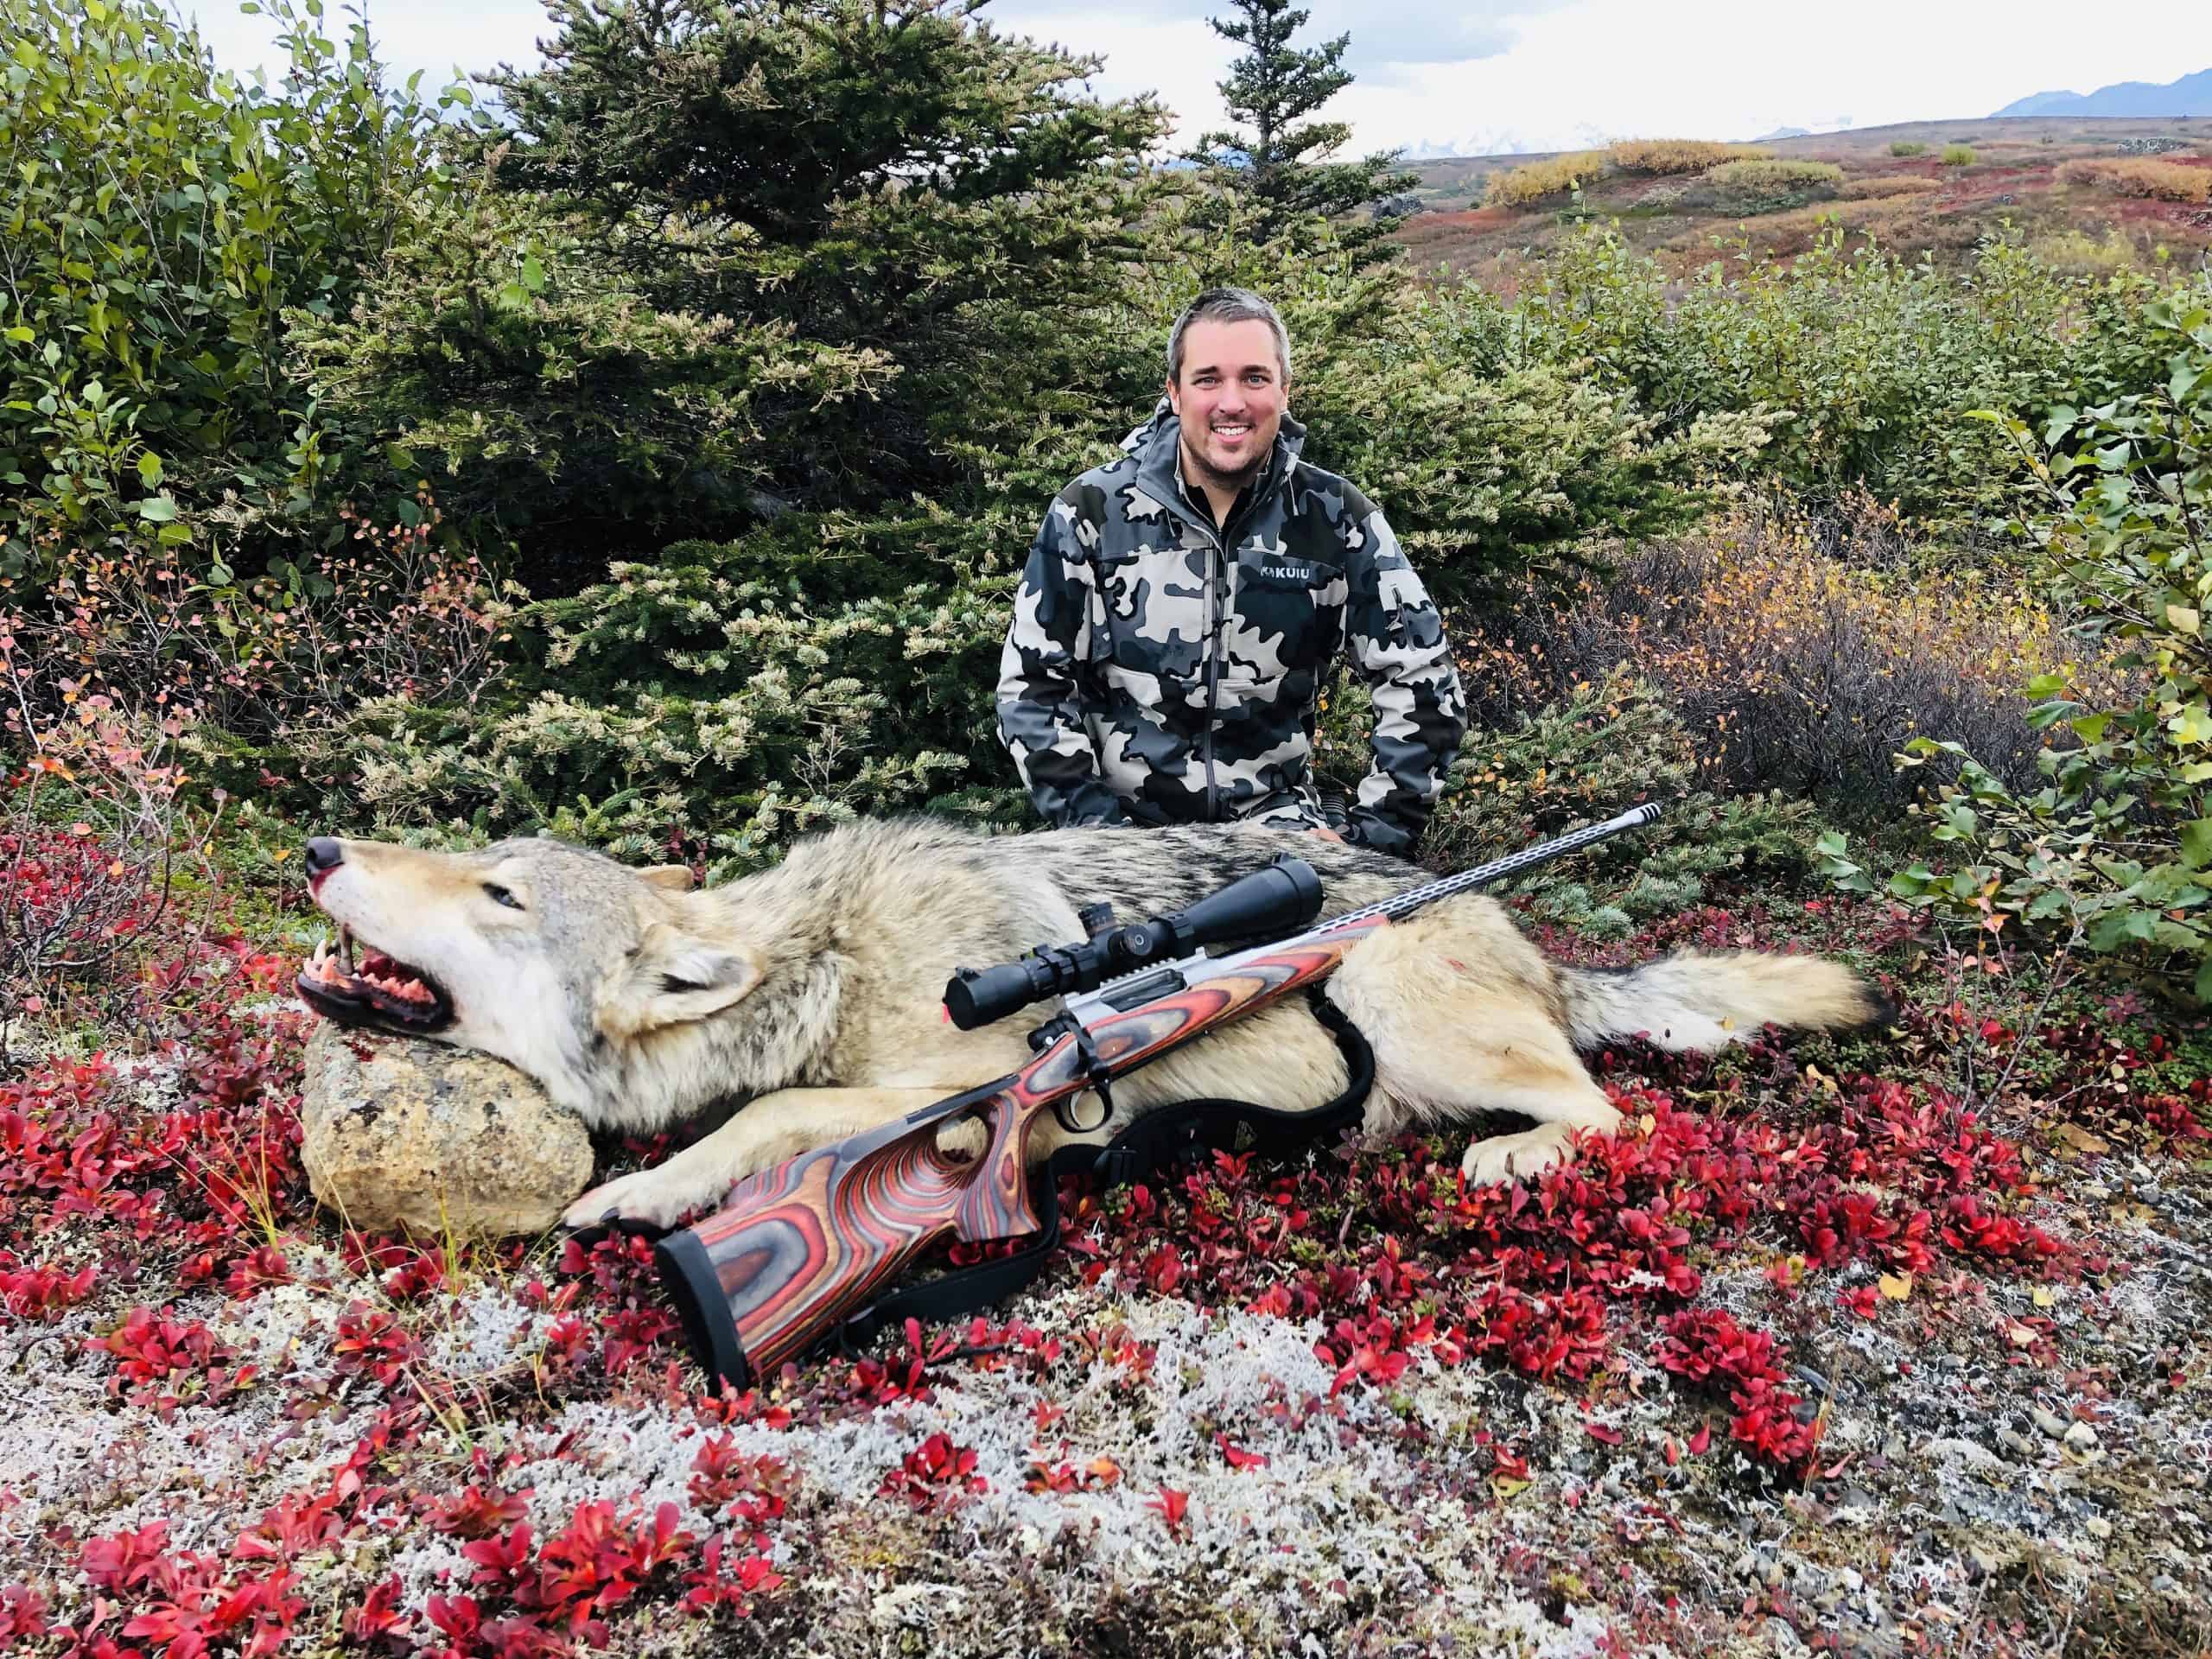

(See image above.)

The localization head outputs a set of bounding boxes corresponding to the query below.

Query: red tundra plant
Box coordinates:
[68,1520,305,1658]
[92,1306,257,1414]
[0,1249,94,1320]
[880,1433,987,1511]
[458,1500,701,1639]
[1656,1307,1823,1474]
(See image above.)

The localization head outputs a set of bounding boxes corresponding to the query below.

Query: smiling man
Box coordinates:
[996,288,1465,853]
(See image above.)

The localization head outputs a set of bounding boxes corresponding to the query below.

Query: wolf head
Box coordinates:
[297,835,772,1125]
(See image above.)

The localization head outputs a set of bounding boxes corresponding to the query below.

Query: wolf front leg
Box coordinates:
[562,1086,955,1230]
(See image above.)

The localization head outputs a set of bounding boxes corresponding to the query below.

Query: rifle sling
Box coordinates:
[836,988,1373,1359]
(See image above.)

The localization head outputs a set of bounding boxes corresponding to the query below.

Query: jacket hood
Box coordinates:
[1122,397,1308,522]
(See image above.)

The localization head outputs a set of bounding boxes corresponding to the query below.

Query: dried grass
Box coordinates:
[1484,150,1608,207]
[1455,507,2136,806]
[2055,156,2212,206]
[1606,139,1764,176]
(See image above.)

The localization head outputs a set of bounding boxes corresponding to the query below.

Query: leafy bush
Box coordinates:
[1890,142,1929,158]
[0,0,458,576]
[1859,277,2212,999]
[1492,225,2136,526]
[1484,151,1608,207]
[1605,140,1763,176]
[1700,159,1845,214]
[2055,157,2212,206]
[1451,511,2122,807]
[1426,671,1823,938]
[1939,144,1976,167]
[1840,175,1943,200]
[327,537,1017,871]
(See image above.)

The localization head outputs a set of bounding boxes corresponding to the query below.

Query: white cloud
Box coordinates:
[175,0,2212,158]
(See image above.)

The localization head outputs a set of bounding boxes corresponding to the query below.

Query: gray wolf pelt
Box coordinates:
[296,819,1888,1230]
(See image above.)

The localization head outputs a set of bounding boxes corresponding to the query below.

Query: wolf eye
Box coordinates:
[483,882,524,911]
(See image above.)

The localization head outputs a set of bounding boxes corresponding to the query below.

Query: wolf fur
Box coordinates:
[299,818,1888,1230]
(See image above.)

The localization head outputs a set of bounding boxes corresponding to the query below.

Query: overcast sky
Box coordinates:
[187,0,2212,157]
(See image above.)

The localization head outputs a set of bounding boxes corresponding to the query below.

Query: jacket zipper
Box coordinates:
[1203,531,1222,820]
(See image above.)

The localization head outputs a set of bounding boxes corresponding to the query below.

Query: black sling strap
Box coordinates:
[834,988,1372,1357]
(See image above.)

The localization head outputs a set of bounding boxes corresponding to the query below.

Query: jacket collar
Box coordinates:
[1123,397,1307,536]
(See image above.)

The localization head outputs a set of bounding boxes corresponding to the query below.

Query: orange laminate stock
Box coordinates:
[656,912,1389,1389]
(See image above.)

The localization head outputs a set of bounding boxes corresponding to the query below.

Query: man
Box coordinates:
[995,288,1465,854]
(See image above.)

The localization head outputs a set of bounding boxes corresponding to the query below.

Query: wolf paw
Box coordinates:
[563,1165,721,1232]
[1459,1123,1582,1188]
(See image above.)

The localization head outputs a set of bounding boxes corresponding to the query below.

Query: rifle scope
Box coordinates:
[944,855,1323,1030]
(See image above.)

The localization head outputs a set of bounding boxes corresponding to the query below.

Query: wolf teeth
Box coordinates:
[339,925,356,976]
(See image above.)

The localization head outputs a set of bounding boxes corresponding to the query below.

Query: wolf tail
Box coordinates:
[1559,950,1891,1053]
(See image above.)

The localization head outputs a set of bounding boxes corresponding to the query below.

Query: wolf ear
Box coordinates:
[638,864,696,893]
[595,921,761,1040]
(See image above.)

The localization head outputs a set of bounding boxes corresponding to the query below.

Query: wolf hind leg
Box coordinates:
[1327,911,1619,1186]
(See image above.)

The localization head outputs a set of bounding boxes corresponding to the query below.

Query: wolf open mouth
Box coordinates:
[296,926,455,1033]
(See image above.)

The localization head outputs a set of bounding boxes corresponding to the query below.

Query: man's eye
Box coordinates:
[483,883,524,911]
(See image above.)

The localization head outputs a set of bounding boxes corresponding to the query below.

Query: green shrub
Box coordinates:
[1939,144,1976,167]
[1426,672,1822,938]
[0,0,459,576]
[1889,142,1929,157]
[1836,275,2212,999]
[1494,223,2151,529]
[327,531,1019,871]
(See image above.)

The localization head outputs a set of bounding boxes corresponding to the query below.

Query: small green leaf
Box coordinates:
[137,451,162,488]
[521,253,546,293]
[137,493,176,523]
[2183,820,2212,871]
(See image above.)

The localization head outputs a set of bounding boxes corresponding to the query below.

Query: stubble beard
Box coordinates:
[1178,429,1264,503]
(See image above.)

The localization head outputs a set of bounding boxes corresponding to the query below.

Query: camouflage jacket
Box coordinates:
[995,404,1465,853]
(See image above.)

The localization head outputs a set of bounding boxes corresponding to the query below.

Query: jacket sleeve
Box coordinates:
[1341,507,1466,854]
[995,499,1132,828]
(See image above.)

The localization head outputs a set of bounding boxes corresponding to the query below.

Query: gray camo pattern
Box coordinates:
[995,404,1466,853]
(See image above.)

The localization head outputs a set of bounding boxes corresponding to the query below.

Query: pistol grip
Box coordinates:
[951,1088,1044,1244]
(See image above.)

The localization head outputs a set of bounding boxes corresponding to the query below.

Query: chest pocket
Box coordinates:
[1225,552,1347,677]
[1091,544,1211,681]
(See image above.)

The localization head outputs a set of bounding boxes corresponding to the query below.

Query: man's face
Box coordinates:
[1166,317,1287,492]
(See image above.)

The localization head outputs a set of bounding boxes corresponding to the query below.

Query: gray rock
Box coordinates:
[2063,1421,2100,1452]
[2031,1408,2068,1439]
[299,1021,594,1236]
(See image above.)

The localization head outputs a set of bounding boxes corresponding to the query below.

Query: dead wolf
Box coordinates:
[296,818,1886,1230]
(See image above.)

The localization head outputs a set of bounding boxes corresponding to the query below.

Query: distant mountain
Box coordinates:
[1993,66,2212,118]
[1753,125,1812,142]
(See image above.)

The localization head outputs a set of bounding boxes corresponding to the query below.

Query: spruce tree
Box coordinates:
[1187,0,1414,259]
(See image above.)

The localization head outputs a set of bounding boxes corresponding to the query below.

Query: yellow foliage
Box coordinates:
[1484,150,1609,207]
[1701,159,1845,193]
[1605,139,1764,176]
[2055,156,2212,205]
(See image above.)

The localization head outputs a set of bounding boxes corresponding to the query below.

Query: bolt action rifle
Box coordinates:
[645,804,1662,1391]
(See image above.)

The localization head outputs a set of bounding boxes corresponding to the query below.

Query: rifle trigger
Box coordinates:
[1052,1020,1113,1135]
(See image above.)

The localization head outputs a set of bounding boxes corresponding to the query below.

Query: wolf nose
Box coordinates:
[304,837,344,876]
